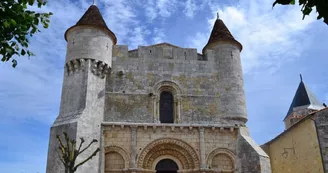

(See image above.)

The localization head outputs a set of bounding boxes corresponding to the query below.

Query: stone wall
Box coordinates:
[104,43,246,125]
[263,117,323,173]
[236,127,271,173]
[102,124,238,172]
[315,108,328,173]
[46,123,77,173]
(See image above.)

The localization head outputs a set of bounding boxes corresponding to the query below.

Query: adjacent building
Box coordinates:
[262,77,328,173]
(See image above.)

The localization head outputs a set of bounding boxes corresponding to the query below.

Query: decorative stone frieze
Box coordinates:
[101,122,239,132]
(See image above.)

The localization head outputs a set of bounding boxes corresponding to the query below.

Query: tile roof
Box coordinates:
[65,5,117,44]
[284,80,324,120]
[202,19,242,54]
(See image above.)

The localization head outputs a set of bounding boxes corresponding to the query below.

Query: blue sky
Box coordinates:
[0,0,327,172]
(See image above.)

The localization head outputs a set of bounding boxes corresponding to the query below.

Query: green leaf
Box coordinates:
[10,19,17,26]
[28,0,34,5]
[290,0,295,5]
[12,59,17,68]
[5,48,13,54]
[303,6,313,16]
[21,49,26,56]
[4,21,10,28]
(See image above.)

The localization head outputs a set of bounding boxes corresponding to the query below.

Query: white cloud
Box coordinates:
[129,26,151,48]
[184,0,197,18]
[140,0,178,21]
[188,0,316,74]
[100,0,138,44]
[152,28,166,44]
[157,0,178,18]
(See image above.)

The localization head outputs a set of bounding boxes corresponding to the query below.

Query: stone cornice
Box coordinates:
[101,122,241,132]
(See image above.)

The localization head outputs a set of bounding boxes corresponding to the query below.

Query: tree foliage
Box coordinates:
[56,132,100,173]
[0,0,52,68]
[273,0,328,25]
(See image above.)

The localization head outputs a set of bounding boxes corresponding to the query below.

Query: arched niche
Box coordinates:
[206,148,235,172]
[104,145,130,171]
[152,81,182,123]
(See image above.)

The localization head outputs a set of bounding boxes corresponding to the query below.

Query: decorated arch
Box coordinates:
[137,138,200,170]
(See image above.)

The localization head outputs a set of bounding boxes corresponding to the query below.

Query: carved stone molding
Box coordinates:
[137,138,200,170]
[91,59,110,78]
[153,80,182,96]
[65,59,86,76]
[64,59,111,78]
[206,148,235,172]
[152,80,182,123]
[105,145,130,169]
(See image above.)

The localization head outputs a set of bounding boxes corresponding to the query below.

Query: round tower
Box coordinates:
[47,5,117,173]
[65,5,117,67]
[203,17,247,124]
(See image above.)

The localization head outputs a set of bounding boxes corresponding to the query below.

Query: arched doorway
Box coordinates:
[156,159,178,173]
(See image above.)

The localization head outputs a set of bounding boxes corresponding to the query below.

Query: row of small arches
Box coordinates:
[104,149,234,172]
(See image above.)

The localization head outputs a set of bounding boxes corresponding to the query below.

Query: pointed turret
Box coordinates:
[46,5,116,173]
[202,16,247,123]
[284,75,324,129]
[202,17,242,54]
[65,5,117,44]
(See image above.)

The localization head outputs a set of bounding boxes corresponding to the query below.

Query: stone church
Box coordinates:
[46,5,271,173]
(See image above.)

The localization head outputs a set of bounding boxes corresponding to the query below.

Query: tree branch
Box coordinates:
[73,148,100,172]
[77,137,84,153]
[56,149,66,165]
[78,139,98,155]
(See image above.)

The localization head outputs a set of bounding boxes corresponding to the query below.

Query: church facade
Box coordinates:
[46,5,271,173]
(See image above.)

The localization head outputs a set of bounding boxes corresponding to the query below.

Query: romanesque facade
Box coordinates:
[46,5,271,173]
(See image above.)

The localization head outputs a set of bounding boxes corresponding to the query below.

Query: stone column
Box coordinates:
[199,127,206,169]
[131,126,137,168]
[156,97,160,123]
[152,96,157,123]
[177,97,181,123]
[174,99,178,123]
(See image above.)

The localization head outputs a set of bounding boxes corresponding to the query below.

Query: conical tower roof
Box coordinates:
[202,18,242,54]
[65,5,117,44]
[284,78,324,120]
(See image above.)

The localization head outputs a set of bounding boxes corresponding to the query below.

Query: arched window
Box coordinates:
[160,91,174,123]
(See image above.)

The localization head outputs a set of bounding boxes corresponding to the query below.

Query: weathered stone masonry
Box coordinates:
[46,4,271,173]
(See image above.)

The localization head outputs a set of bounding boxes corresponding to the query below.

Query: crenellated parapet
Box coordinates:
[113,43,212,62]
[64,59,111,78]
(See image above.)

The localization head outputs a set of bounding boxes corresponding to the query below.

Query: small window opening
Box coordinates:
[160,91,174,123]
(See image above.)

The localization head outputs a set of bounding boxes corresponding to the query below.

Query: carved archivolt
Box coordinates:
[152,81,182,123]
[104,145,130,169]
[153,80,182,96]
[137,138,199,170]
[206,148,235,171]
